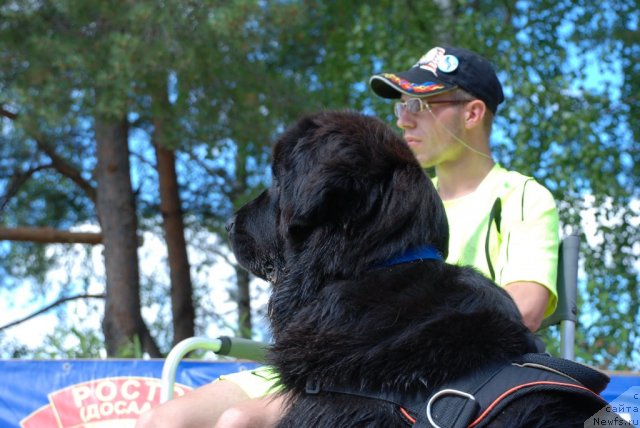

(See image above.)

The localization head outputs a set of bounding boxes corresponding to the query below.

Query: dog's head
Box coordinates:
[228,111,449,336]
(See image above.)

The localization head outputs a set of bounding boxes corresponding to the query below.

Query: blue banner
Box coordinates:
[0,359,636,427]
[0,359,259,428]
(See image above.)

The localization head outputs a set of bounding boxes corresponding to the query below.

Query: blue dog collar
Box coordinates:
[380,245,443,267]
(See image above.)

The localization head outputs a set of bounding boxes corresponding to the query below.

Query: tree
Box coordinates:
[95,115,160,356]
[0,0,637,369]
[1,1,178,355]
[0,0,315,353]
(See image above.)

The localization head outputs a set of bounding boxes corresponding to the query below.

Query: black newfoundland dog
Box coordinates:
[227,111,618,427]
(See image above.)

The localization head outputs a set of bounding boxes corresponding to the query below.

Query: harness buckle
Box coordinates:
[426,388,476,428]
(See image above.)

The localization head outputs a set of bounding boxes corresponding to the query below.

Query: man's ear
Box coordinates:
[464,99,487,130]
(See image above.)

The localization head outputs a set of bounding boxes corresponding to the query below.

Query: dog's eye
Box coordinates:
[264,262,277,283]
[271,178,280,192]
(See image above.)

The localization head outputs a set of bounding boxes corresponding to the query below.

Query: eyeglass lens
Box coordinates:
[394,98,425,118]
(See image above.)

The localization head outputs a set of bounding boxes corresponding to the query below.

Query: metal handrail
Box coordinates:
[160,336,268,402]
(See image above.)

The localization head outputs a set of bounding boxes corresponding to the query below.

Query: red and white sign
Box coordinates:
[21,377,190,428]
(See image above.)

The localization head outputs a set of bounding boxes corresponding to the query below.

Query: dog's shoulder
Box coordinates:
[270,261,537,391]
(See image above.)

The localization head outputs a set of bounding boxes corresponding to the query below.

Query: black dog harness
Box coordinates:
[304,353,610,428]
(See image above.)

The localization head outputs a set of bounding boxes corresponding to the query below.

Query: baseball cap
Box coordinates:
[369,46,504,114]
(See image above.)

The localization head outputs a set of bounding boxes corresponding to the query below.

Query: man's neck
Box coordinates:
[435,156,495,201]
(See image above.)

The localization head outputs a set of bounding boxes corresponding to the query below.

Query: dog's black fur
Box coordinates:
[228,111,609,427]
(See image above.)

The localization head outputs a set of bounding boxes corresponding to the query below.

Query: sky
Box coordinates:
[0,226,272,358]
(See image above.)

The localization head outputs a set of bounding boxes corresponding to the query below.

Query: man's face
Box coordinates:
[395,93,468,168]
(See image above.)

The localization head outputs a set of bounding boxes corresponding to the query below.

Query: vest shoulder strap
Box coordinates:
[483,177,535,281]
[484,197,502,280]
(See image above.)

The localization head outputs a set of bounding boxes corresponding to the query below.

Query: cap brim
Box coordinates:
[369,67,456,99]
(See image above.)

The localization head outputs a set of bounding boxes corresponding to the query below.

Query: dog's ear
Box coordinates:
[273,112,374,240]
[284,167,366,239]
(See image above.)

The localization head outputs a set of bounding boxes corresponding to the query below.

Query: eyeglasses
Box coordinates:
[393,98,472,119]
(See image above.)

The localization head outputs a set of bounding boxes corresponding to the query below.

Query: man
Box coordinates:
[369,45,559,331]
[136,45,559,428]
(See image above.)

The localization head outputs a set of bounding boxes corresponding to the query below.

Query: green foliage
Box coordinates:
[0,242,51,288]
[113,335,144,359]
[0,333,32,359]
[491,1,639,370]
[0,0,637,369]
[31,326,105,359]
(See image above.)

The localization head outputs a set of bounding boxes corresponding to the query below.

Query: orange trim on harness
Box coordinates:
[400,406,417,424]
[468,381,597,427]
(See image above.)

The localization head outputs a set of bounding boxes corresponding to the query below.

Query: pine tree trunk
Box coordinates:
[95,116,161,357]
[154,140,195,345]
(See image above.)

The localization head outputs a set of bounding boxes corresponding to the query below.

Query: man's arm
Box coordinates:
[214,394,287,428]
[136,379,288,428]
[135,380,251,428]
[499,178,559,332]
[505,280,550,332]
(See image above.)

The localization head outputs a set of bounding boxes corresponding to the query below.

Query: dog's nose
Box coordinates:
[225,216,236,233]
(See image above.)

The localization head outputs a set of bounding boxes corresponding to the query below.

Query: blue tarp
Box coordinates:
[0,359,636,427]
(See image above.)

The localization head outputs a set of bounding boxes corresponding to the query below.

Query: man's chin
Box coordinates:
[416,156,437,169]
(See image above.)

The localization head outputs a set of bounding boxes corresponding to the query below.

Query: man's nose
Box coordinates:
[396,110,414,130]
